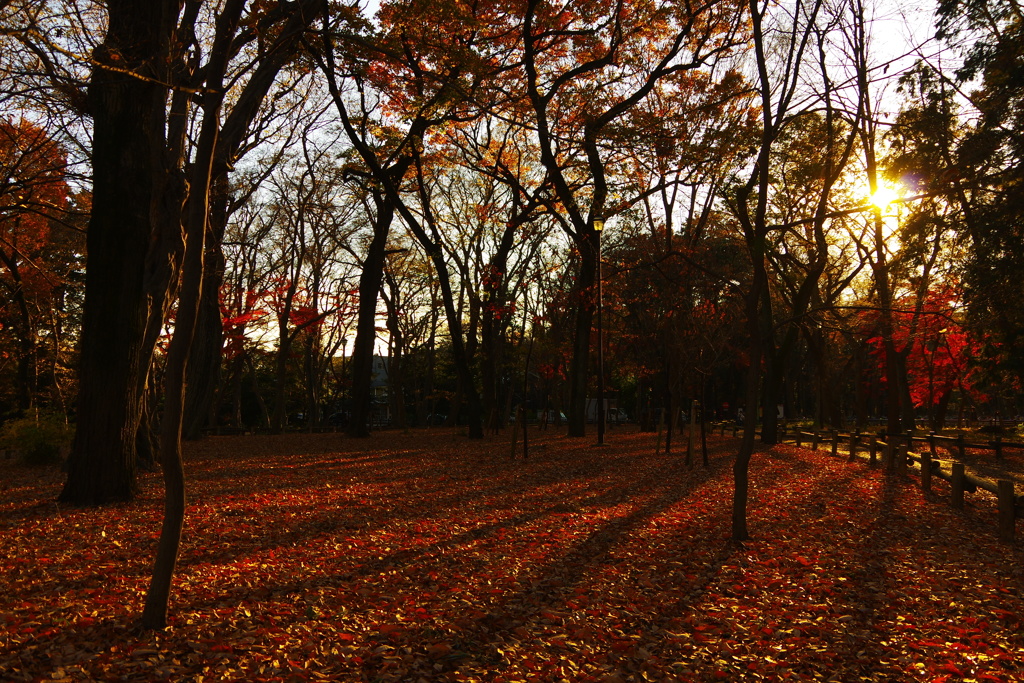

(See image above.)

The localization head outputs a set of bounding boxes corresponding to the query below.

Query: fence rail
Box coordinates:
[711,422,1022,542]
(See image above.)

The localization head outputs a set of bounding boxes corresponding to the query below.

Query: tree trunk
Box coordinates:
[427,246,484,438]
[141,0,246,629]
[567,236,598,437]
[733,279,764,541]
[270,291,296,432]
[760,350,780,445]
[60,1,176,506]
[183,179,229,440]
[349,194,393,437]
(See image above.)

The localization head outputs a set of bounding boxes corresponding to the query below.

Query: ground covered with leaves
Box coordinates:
[2,428,1023,682]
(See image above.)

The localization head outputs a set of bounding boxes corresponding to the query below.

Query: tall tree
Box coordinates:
[59,0,181,506]
[511,0,748,436]
[316,0,506,439]
[936,0,1024,379]
[59,0,323,506]
[0,117,82,416]
[728,0,863,539]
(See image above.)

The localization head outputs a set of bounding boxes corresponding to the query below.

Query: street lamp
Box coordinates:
[340,337,348,411]
[594,217,606,446]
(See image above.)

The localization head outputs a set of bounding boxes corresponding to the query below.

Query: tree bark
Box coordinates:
[59,0,177,506]
[141,0,247,630]
[567,237,597,437]
[349,193,393,437]
[183,177,229,439]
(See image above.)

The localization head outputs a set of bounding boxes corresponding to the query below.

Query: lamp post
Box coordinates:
[594,217,606,446]
[340,337,348,414]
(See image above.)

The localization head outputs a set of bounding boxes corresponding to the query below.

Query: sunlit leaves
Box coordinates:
[3,431,1024,680]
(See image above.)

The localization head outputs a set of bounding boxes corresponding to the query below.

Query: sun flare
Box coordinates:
[869,184,901,210]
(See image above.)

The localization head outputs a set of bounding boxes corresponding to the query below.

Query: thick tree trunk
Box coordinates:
[733,278,764,541]
[60,2,175,506]
[349,195,393,437]
[663,359,673,454]
[567,237,598,437]
[480,310,502,431]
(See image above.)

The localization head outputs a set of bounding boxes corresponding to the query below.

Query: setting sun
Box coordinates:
[869,184,901,210]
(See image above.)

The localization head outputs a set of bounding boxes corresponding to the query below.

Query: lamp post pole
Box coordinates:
[595,217,605,446]
[340,337,348,419]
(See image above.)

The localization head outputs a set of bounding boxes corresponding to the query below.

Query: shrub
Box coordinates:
[0,413,72,466]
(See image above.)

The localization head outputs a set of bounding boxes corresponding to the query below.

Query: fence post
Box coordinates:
[998,479,1015,542]
[951,462,966,510]
[957,433,966,461]
[921,445,932,493]
[849,432,858,462]
[795,429,802,448]
[869,434,877,467]
[812,429,820,451]
[831,430,839,457]
[884,431,895,472]
[994,435,1004,462]
[898,431,912,475]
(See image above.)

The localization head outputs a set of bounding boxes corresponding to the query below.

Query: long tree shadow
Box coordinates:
[174,433,719,570]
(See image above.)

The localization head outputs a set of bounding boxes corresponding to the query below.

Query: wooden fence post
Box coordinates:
[884,432,895,472]
[994,435,1004,462]
[898,431,911,475]
[849,432,858,462]
[831,430,839,457]
[951,462,966,510]
[957,434,966,461]
[869,434,877,467]
[812,430,820,451]
[795,429,802,448]
[921,446,932,493]
[998,479,1015,542]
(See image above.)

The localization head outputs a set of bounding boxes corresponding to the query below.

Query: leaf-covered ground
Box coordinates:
[2,429,1023,682]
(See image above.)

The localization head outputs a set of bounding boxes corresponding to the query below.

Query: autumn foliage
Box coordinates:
[3,431,1023,681]
[0,118,83,415]
[864,285,984,427]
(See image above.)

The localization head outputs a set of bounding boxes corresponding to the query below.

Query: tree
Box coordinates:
[40,0,326,627]
[935,0,1024,380]
[420,117,554,431]
[0,117,83,416]
[864,283,981,431]
[317,0,511,439]
[59,0,181,506]
[513,0,749,437]
[728,0,865,540]
[59,0,323,507]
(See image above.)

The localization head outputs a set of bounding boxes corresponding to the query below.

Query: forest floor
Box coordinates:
[2,427,1024,682]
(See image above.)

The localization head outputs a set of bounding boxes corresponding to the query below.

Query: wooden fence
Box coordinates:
[712,422,1023,542]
